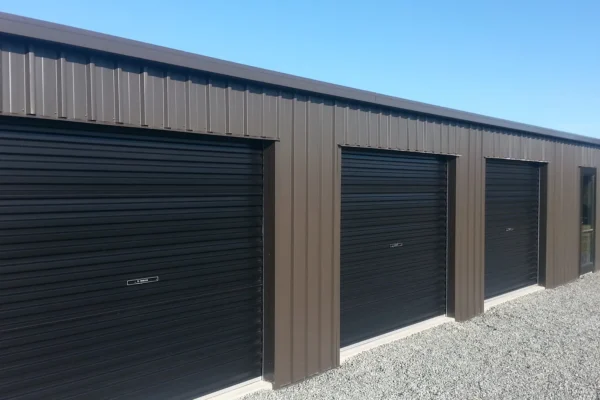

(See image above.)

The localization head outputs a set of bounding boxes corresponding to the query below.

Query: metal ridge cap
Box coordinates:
[0,11,598,145]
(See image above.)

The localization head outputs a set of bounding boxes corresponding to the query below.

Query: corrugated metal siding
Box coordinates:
[452,125,485,320]
[0,38,281,139]
[2,34,600,388]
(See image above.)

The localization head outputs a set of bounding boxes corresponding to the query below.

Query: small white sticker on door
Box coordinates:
[127,276,159,286]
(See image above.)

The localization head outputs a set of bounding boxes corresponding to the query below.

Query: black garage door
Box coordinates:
[485,159,540,299]
[0,123,264,400]
[341,149,447,347]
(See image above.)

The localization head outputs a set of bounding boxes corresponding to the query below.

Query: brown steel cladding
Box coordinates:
[1,17,600,389]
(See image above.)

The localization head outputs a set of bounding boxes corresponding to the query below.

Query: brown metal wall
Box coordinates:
[2,36,600,388]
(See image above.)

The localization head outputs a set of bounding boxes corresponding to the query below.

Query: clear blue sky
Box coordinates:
[3,1,599,136]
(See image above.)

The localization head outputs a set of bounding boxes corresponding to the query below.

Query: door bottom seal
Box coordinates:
[193,378,272,400]
[484,285,544,312]
[340,315,454,363]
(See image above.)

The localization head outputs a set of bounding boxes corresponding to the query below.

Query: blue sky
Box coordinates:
[2,1,599,136]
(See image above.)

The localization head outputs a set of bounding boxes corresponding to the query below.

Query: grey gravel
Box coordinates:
[245,273,600,400]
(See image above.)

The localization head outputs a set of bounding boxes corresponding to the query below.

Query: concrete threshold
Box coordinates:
[340,315,454,363]
[484,285,545,312]
[194,378,272,400]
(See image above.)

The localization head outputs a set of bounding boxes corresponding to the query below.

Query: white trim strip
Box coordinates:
[340,315,453,363]
[193,378,272,400]
[484,285,544,311]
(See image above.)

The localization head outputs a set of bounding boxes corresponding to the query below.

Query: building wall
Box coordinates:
[1,35,600,388]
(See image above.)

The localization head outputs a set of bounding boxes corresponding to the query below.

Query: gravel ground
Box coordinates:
[245,273,600,400]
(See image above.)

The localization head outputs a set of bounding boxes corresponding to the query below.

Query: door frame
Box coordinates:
[579,167,597,275]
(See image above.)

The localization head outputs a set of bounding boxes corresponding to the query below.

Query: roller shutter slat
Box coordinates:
[0,125,263,400]
[340,149,447,347]
[485,160,539,298]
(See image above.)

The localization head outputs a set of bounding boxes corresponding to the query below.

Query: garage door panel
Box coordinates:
[0,227,263,259]
[485,159,539,299]
[343,272,446,297]
[341,149,447,347]
[1,237,261,268]
[2,320,260,388]
[344,284,446,310]
[0,128,263,153]
[4,338,260,400]
[3,258,260,295]
[342,244,446,267]
[342,208,445,221]
[2,266,261,305]
[342,298,445,344]
[342,233,446,251]
[2,296,260,364]
[108,358,261,400]
[0,176,262,187]
[342,248,446,270]
[2,273,261,323]
[0,244,262,278]
[485,230,538,242]
[485,213,538,222]
[0,236,262,263]
[343,185,445,195]
[1,251,261,290]
[2,219,262,246]
[0,125,264,399]
[0,209,262,230]
[1,158,263,173]
[5,343,261,400]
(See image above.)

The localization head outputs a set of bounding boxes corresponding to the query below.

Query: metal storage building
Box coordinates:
[0,12,598,400]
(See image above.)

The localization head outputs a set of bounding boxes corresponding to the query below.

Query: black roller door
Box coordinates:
[341,149,447,347]
[0,123,263,400]
[485,159,540,299]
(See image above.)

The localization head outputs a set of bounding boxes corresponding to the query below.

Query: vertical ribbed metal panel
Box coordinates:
[378,112,389,149]
[272,92,293,386]
[64,53,88,120]
[320,99,335,370]
[117,62,142,126]
[306,98,321,376]
[142,67,165,129]
[93,57,116,124]
[450,124,486,320]
[32,47,58,118]
[271,94,339,387]
[264,88,278,139]
[166,71,187,131]
[227,82,244,135]
[208,79,227,134]
[188,75,208,132]
[291,95,307,383]
[346,105,358,145]
[545,141,558,286]
[247,86,263,137]
[398,113,409,150]
[1,41,26,114]
[3,33,600,391]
